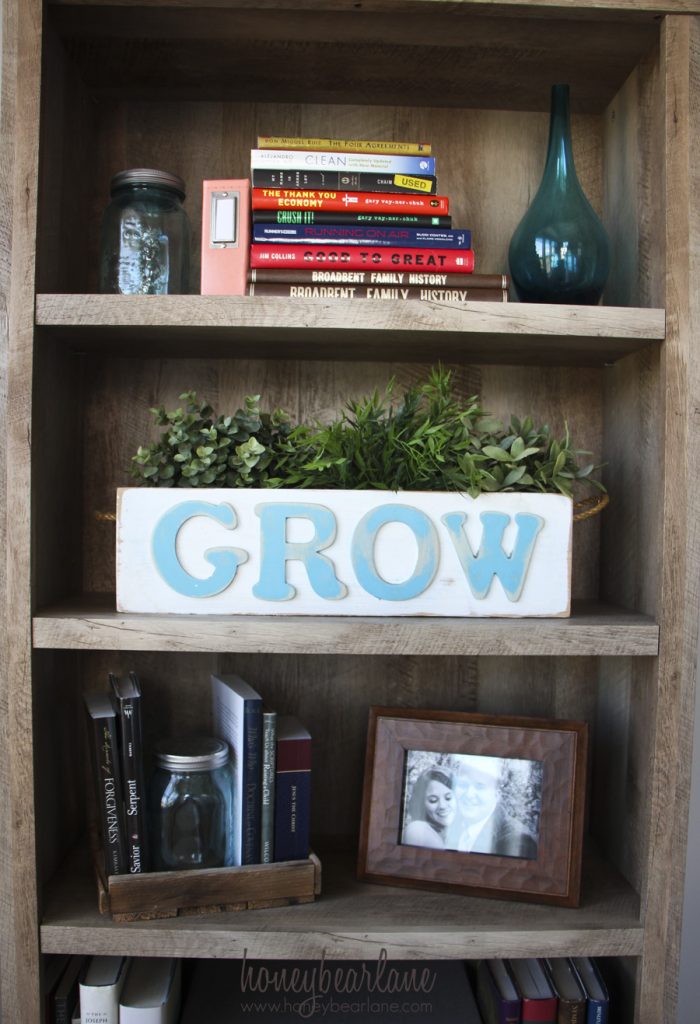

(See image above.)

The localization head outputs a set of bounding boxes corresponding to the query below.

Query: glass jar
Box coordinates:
[150,737,234,871]
[99,168,191,294]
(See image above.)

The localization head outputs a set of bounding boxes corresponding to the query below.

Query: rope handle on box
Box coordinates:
[96,492,609,525]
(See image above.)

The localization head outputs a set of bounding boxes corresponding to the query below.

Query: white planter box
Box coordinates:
[116,487,572,617]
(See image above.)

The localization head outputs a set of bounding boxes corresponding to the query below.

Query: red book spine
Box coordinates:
[252,188,449,215]
[521,997,558,1023]
[250,245,474,274]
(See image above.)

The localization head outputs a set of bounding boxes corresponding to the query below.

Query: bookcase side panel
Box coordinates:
[5,0,43,1020]
[636,14,700,1023]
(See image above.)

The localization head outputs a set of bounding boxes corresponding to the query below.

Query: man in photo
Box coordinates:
[449,755,538,859]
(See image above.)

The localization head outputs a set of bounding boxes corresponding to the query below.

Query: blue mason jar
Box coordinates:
[150,737,234,871]
[99,168,191,294]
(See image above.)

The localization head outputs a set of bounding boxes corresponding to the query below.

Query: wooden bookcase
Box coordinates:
[2,1,699,1021]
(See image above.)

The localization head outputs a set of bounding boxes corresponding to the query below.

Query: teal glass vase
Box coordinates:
[508,84,610,304]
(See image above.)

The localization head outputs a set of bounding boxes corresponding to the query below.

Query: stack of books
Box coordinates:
[211,673,312,865]
[247,135,509,303]
[476,957,609,1023]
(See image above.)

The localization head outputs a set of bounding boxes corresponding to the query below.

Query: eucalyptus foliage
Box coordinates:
[131,369,604,498]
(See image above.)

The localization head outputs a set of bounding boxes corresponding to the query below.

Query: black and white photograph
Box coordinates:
[400,749,543,859]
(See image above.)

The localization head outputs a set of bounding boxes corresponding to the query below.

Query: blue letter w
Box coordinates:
[441,511,543,602]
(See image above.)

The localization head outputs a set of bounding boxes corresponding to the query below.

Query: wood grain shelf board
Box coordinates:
[32,597,659,656]
[35,295,665,367]
[40,848,643,960]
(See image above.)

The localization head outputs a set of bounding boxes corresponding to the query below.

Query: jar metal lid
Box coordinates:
[155,736,229,772]
[110,168,186,199]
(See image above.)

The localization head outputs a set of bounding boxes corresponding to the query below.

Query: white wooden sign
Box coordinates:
[116,488,572,617]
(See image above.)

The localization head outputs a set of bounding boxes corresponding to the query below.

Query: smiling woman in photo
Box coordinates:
[401,767,456,849]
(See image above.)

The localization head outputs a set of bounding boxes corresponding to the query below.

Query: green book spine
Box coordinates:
[261,711,278,863]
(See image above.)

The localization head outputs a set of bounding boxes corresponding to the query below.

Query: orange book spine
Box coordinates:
[201,179,251,295]
[251,188,449,215]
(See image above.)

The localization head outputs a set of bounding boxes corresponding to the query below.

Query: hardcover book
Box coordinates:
[84,692,128,876]
[109,672,147,873]
[570,958,609,1024]
[274,716,311,862]
[251,169,438,194]
[250,244,475,274]
[211,673,263,865]
[253,210,452,227]
[261,709,277,864]
[247,282,505,303]
[119,958,182,1024]
[79,956,129,1024]
[543,957,586,1023]
[476,959,521,1024]
[248,269,508,289]
[251,224,471,249]
[256,136,432,155]
[507,958,557,1024]
[251,188,449,215]
[251,148,435,176]
[44,955,72,1024]
[180,958,482,1023]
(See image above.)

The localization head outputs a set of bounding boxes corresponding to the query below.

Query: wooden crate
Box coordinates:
[95,853,322,922]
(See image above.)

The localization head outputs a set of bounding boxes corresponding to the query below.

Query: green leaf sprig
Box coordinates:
[130,369,605,498]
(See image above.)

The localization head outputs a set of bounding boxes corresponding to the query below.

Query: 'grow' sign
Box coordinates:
[116,488,572,617]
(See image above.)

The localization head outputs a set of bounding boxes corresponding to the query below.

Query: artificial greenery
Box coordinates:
[130,367,604,498]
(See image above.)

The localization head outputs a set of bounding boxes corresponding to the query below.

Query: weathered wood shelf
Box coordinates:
[32,597,659,656]
[34,295,665,366]
[40,847,643,961]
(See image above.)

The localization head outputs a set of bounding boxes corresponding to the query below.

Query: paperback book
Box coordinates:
[251,224,471,249]
[109,671,147,873]
[251,169,438,194]
[253,210,452,227]
[256,136,432,154]
[261,709,278,864]
[251,188,449,215]
[211,673,263,865]
[251,149,435,175]
[250,245,475,274]
[84,692,128,876]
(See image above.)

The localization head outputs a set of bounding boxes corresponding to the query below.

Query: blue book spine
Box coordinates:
[242,701,262,864]
[587,1001,608,1024]
[274,770,311,862]
[252,224,471,249]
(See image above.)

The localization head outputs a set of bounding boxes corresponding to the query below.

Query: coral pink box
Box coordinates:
[201,179,250,294]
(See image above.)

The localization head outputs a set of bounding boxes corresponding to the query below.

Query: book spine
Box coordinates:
[91,713,128,876]
[79,977,124,1024]
[260,711,277,864]
[253,210,452,227]
[273,768,311,862]
[252,188,449,214]
[248,282,506,302]
[251,169,437,194]
[251,224,470,248]
[113,686,147,874]
[251,149,436,175]
[586,1002,607,1024]
[256,136,432,155]
[249,269,508,288]
[250,245,475,274]
[242,702,262,864]
[521,998,558,1023]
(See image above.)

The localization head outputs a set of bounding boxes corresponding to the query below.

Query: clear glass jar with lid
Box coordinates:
[99,168,191,294]
[150,736,234,871]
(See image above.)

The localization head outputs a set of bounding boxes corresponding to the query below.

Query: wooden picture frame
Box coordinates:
[358,707,587,907]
